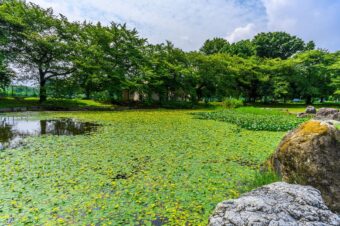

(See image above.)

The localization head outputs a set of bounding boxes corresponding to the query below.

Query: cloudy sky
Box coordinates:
[29,0,340,52]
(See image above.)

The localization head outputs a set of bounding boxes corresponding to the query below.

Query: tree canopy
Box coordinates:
[253,32,310,59]
[0,0,338,104]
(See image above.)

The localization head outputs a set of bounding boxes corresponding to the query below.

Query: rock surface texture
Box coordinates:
[306,105,317,114]
[271,120,340,212]
[315,108,340,121]
[297,112,312,118]
[209,182,340,226]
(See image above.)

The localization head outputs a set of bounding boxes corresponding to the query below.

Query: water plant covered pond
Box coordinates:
[0,115,98,150]
[0,110,287,225]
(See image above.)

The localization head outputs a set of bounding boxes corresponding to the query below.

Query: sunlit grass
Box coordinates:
[0,97,113,109]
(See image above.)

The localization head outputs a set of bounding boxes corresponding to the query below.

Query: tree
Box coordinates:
[259,58,295,102]
[72,22,109,99]
[46,77,81,99]
[253,32,306,59]
[292,50,336,104]
[230,40,255,57]
[0,3,14,91]
[234,57,270,102]
[305,41,316,51]
[329,51,340,98]
[200,38,230,55]
[0,52,12,91]
[101,23,146,102]
[0,0,78,102]
[145,42,193,102]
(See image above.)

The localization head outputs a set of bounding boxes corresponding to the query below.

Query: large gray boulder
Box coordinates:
[306,105,317,114]
[209,182,340,226]
[270,120,340,212]
[315,108,340,121]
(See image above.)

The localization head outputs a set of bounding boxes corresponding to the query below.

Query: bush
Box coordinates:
[223,98,244,109]
[194,108,309,131]
[161,101,195,109]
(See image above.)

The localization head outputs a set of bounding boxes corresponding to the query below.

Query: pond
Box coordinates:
[0,116,99,150]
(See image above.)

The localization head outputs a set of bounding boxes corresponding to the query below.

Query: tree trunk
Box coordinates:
[85,88,91,100]
[39,70,47,103]
[40,120,47,134]
[305,96,312,105]
[39,81,47,103]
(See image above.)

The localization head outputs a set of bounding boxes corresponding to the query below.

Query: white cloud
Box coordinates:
[28,0,340,51]
[262,0,340,51]
[28,0,266,51]
[226,23,259,43]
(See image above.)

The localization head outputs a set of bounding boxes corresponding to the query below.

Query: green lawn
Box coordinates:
[0,97,113,109]
[0,109,286,225]
[252,102,340,114]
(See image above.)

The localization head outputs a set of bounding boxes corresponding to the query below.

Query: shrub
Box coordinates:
[161,101,195,109]
[194,108,309,131]
[223,98,244,109]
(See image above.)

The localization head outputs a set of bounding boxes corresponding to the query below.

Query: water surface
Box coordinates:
[0,116,98,150]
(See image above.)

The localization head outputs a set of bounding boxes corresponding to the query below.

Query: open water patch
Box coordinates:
[0,115,99,150]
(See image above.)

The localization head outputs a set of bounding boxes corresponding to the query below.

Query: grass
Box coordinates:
[194,107,308,131]
[336,124,340,130]
[0,97,113,109]
[252,102,340,114]
[0,109,285,225]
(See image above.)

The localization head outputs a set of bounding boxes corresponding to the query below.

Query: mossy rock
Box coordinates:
[269,120,340,212]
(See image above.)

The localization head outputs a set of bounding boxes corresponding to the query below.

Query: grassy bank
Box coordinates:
[0,97,113,110]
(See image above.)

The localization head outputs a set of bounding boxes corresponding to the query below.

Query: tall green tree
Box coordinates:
[253,32,306,59]
[230,40,255,57]
[200,38,230,55]
[292,50,336,104]
[72,22,109,99]
[0,0,78,102]
[0,52,12,91]
[329,51,340,98]
[102,23,146,102]
[234,57,270,102]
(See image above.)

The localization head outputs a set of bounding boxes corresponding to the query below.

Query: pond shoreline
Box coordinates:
[0,106,118,113]
[0,105,201,113]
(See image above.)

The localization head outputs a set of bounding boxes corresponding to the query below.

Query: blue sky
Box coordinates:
[30,0,340,52]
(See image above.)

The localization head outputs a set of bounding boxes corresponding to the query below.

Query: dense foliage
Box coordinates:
[0,0,339,104]
[222,98,244,109]
[195,107,308,131]
[0,53,12,90]
[0,110,284,225]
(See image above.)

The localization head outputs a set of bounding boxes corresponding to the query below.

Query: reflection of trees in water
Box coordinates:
[0,117,18,144]
[0,124,14,143]
[40,119,96,135]
[0,117,98,149]
[1,116,37,144]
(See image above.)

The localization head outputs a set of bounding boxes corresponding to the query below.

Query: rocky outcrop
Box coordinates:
[306,105,317,114]
[296,106,318,118]
[209,182,340,226]
[270,120,340,212]
[315,108,340,121]
[297,112,312,118]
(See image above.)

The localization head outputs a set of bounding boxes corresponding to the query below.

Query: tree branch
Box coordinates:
[45,68,75,80]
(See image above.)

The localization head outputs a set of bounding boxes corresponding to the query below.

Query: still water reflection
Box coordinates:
[0,116,98,150]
